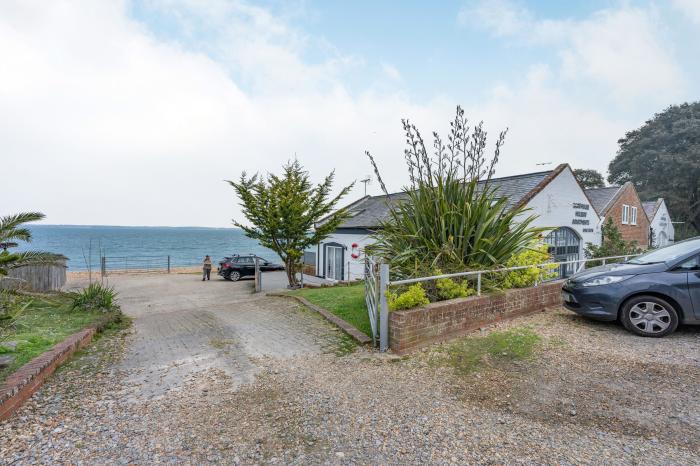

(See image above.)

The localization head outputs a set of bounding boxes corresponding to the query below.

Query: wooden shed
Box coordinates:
[1,260,67,292]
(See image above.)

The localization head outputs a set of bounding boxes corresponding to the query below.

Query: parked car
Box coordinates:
[217,254,284,281]
[562,237,700,337]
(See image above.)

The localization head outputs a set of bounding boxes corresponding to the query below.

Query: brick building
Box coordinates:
[586,182,650,248]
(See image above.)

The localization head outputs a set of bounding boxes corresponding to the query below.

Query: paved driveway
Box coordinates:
[96,273,348,395]
[2,276,698,464]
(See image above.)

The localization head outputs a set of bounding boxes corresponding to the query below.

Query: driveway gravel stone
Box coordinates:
[1,274,698,464]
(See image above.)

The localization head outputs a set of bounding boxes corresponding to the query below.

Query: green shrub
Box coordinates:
[435,277,475,300]
[387,283,430,311]
[501,244,557,289]
[585,218,642,266]
[366,106,546,279]
[0,290,31,334]
[70,282,118,312]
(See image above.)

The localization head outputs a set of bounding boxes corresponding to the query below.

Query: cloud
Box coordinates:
[0,0,448,227]
[461,1,685,103]
[0,0,691,228]
[380,63,401,81]
[458,0,531,36]
[672,0,700,24]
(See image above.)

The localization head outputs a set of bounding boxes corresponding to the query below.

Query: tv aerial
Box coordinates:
[360,176,372,196]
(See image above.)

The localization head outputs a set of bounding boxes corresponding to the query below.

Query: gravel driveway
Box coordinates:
[1,275,699,464]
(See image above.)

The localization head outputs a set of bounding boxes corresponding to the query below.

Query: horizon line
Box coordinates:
[33,223,241,229]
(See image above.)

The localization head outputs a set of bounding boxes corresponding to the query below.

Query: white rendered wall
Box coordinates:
[650,201,675,247]
[318,167,603,278]
[316,231,374,281]
[516,167,602,258]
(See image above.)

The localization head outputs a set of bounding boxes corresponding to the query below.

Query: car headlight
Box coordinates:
[582,275,634,287]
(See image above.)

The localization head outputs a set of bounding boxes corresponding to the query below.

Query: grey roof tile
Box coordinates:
[331,170,553,229]
[642,199,662,220]
[584,186,621,215]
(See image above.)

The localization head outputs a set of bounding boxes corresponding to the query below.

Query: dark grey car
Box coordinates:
[562,237,700,337]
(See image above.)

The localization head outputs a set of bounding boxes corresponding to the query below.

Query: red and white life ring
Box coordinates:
[350,243,360,259]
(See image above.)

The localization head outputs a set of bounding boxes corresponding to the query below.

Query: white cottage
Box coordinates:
[315,164,602,280]
[643,198,675,247]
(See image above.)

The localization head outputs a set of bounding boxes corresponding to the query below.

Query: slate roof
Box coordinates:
[324,168,557,229]
[643,199,662,220]
[584,186,622,215]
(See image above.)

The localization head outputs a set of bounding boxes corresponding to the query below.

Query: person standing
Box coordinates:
[202,255,212,281]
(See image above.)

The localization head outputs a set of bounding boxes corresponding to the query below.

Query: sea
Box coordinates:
[15,225,277,271]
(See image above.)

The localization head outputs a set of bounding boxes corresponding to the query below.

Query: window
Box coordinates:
[621,204,630,224]
[631,206,638,225]
[677,255,700,271]
[629,238,700,264]
[544,227,581,278]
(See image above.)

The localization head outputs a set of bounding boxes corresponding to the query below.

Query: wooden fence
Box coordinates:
[1,261,67,292]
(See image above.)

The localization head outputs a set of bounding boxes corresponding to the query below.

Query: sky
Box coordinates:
[1,0,699,227]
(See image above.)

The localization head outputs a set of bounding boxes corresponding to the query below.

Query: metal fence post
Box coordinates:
[101,256,106,277]
[477,272,482,296]
[167,255,171,274]
[254,257,261,292]
[379,263,389,352]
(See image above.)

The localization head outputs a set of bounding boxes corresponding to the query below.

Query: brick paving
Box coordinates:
[77,273,350,396]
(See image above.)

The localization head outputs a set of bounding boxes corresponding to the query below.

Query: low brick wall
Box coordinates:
[389,280,564,354]
[0,314,117,421]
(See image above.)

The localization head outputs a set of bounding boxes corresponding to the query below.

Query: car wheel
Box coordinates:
[229,271,241,282]
[620,296,678,337]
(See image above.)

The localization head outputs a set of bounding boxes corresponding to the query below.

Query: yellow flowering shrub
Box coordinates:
[387,283,430,311]
[435,277,475,300]
[502,244,557,289]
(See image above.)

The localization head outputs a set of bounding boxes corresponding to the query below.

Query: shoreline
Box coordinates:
[67,266,204,280]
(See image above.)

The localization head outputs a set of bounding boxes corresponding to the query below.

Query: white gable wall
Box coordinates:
[650,201,675,247]
[317,166,603,280]
[516,167,602,258]
[315,230,374,281]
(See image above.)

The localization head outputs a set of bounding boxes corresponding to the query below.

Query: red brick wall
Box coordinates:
[0,313,116,421]
[606,184,650,248]
[388,280,564,354]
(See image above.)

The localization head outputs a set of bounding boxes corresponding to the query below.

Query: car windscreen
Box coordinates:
[628,238,700,265]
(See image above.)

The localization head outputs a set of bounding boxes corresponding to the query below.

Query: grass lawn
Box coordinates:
[433,327,542,375]
[292,284,371,337]
[0,292,109,384]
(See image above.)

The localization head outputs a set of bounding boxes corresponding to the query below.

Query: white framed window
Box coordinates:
[630,206,638,225]
[622,204,630,224]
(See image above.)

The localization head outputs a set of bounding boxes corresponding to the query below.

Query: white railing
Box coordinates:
[389,254,638,295]
[374,253,639,352]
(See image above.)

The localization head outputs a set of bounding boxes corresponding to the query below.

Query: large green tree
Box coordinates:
[574,168,605,189]
[229,160,353,287]
[608,102,700,234]
[0,212,64,276]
